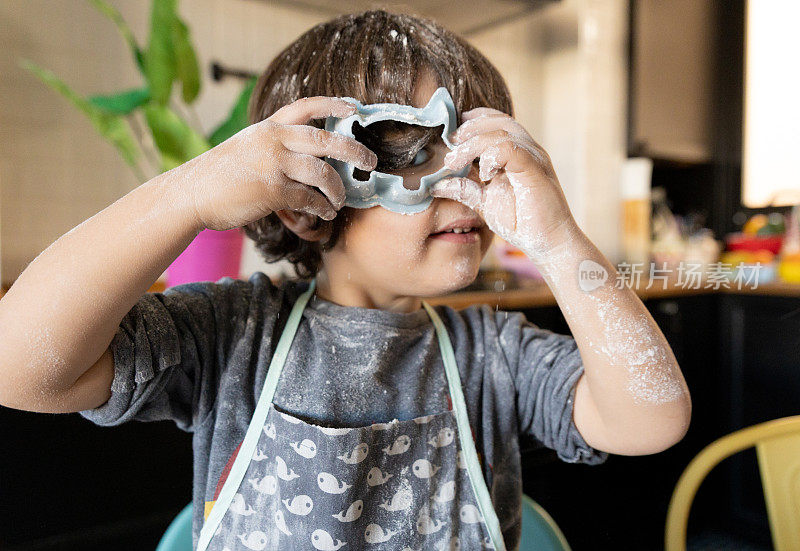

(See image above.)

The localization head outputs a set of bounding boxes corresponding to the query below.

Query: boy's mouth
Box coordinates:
[429,218,483,243]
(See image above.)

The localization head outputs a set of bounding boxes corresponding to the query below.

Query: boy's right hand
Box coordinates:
[185,97,377,231]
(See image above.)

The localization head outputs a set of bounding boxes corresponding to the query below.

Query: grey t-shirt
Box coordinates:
[79,272,606,549]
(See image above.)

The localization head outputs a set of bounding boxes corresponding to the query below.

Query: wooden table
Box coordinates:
[428,278,800,309]
[3,277,799,309]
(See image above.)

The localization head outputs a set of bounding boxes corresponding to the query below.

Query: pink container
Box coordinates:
[166,228,244,287]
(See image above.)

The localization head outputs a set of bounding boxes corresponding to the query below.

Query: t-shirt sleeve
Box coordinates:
[494,308,608,465]
[78,274,265,432]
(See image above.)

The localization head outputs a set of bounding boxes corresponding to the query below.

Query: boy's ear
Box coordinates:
[275,210,333,242]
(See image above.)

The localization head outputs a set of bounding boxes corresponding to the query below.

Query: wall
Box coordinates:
[0,0,328,285]
[0,0,628,286]
[472,0,628,263]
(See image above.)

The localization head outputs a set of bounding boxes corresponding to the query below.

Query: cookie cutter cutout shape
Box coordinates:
[324,87,470,214]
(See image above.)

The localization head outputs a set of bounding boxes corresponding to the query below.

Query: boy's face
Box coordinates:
[322,71,494,298]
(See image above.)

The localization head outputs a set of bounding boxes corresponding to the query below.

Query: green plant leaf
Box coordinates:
[20,59,142,170]
[171,15,201,104]
[143,103,210,171]
[87,0,145,71]
[144,0,178,105]
[209,77,257,147]
[89,87,150,115]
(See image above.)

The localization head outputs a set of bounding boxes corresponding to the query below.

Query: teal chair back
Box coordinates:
[155,503,192,551]
[156,494,569,551]
[519,494,571,551]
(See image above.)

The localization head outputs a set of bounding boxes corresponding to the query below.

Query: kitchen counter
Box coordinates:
[427,278,800,309]
[2,277,800,308]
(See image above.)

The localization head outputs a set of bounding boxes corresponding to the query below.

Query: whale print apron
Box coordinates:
[196,280,507,551]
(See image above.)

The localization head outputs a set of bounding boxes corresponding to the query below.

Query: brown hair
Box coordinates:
[244,9,514,278]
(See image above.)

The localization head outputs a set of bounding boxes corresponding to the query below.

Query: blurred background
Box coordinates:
[1,0,799,550]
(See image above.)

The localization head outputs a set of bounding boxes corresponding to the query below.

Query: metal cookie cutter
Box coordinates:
[323,87,469,214]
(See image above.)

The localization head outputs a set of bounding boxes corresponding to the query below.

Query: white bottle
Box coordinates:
[620,158,653,265]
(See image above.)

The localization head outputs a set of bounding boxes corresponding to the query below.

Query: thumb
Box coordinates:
[430,177,484,212]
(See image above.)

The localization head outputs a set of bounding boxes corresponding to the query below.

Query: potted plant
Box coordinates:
[20,0,257,287]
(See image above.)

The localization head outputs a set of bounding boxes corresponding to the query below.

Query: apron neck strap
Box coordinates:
[196,278,318,550]
[258,278,316,407]
[422,301,507,551]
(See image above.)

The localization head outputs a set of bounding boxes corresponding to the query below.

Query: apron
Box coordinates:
[196,280,507,551]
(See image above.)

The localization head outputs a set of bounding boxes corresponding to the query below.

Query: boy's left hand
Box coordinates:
[431,108,579,261]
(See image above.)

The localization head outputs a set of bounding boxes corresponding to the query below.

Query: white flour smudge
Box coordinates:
[450,254,474,280]
[589,292,684,404]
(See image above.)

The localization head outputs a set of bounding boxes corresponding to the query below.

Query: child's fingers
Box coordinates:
[269,96,357,126]
[281,151,347,210]
[444,131,547,174]
[450,113,507,143]
[451,114,537,148]
[281,124,377,172]
[430,177,485,214]
[487,138,552,176]
[442,130,509,170]
[479,138,549,177]
[280,178,337,220]
[479,145,504,182]
[461,106,508,121]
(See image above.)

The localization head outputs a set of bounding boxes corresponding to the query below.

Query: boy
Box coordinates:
[0,9,690,550]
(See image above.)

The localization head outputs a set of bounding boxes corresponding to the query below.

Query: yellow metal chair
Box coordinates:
[665,415,800,551]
